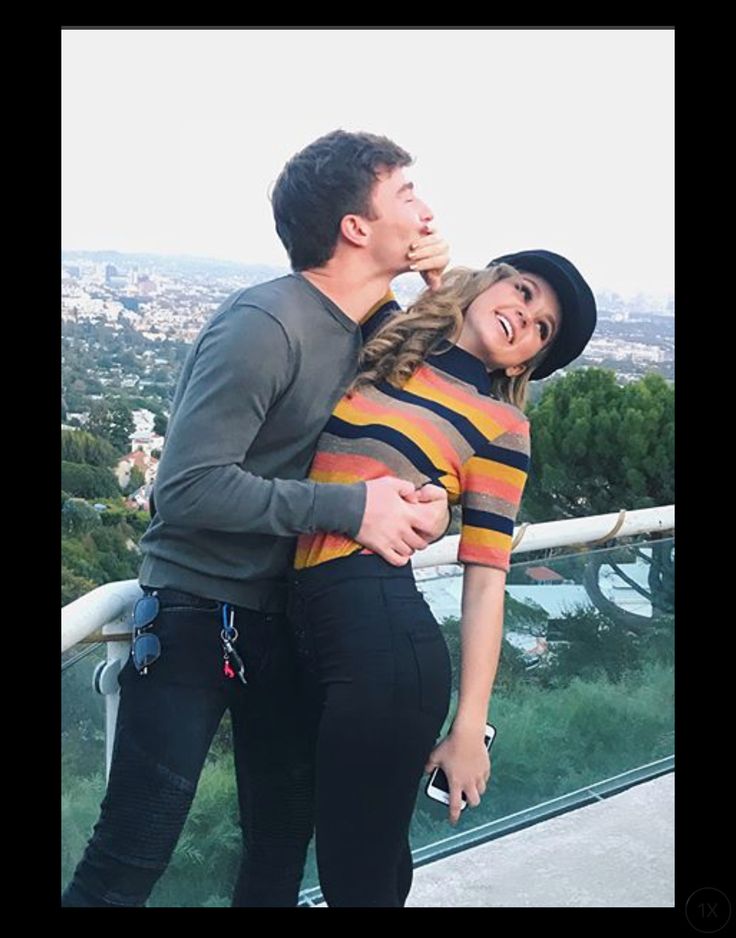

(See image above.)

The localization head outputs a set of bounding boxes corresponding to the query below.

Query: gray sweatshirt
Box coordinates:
[138,273,367,611]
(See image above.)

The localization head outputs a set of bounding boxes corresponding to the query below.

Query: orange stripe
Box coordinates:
[310,450,394,482]
[463,456,527,497]
[294,532,361,570]
[464,475,525,504]
[458,542,511,571]
[407,366,527,441]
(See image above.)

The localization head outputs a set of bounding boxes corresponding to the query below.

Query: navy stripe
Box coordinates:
[426,345,492,395]
[375,380,528,468]
[375,380,489,453]
[475,439,530,472]
[360,301,402,342]
[324,415,445,482]
[463,507,515,536]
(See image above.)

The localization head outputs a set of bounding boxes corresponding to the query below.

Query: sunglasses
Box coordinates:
[131,593,161,675]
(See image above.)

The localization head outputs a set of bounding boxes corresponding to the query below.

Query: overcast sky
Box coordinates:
[62,28,673,299]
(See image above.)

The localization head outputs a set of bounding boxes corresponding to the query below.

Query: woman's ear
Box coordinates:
[504,363,527,379]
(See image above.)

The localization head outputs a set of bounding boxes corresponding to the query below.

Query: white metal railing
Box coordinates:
[61,580,142,654]
[61,503,673,776]
[62,504,674,652]
[411,504,674,570]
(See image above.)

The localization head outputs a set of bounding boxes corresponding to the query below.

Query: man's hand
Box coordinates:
[401,483,450,543]
[356,477,448,566]
[408,225,449,292]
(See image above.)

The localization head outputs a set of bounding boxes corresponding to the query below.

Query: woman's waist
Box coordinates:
[294,530,362,571]
[289,550,415,597]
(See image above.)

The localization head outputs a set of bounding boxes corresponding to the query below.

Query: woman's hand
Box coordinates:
[408,225,449,291]
[425,726,491,825]
[401,483,450,544]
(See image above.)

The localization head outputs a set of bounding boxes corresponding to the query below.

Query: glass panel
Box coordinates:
[62,536,674,904]
[411,536,674,851]
[61,643,107,892]
[61,643,319,906]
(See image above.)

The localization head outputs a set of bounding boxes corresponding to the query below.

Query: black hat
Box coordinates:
[487,249,597,380]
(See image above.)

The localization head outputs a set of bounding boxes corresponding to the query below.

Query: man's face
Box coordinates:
[364,166,434,276]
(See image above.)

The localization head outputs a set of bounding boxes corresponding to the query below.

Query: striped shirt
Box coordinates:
[294,297,531,572]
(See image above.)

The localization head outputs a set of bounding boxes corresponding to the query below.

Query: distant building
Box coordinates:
[125,484,151,512]
[138,275,156,295]
[116,450,159,489]
[128,428,165,456]
[523,566,566,584]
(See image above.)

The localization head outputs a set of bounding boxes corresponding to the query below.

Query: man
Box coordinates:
[62,130,450,907]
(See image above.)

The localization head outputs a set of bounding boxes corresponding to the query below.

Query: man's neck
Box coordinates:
[299,261,396,324]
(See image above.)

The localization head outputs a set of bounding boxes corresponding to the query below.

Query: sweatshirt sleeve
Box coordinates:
[153,303,366,537]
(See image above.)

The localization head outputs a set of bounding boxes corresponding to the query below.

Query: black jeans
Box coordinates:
[62,589,316,908]
[288,554,452,908]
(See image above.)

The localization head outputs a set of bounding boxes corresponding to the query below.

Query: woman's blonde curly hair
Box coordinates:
[350,263,557,411]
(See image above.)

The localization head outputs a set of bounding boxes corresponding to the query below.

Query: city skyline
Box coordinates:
[62,248,674,309]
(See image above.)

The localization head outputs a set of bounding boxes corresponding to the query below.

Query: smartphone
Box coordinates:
[424,722,496,809]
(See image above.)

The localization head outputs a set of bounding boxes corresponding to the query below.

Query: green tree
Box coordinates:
[62,498,102,536]
[61,462,121,499]
[61,566,97,605]
[153,413,168,436]
[62,523,142,593]
[126,466,146,494]
[61,430,84,464]
[522,369,673,522]
[86,401,135,454]
[581,538,675,630]
[97,501,151,537]
[61,430,118,467]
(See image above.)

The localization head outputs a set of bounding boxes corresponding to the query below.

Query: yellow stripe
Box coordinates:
[461,525,512,550]
[405,370,509,440]
[363,291,397,325]
[464,455,527,490]
[294,537,361,570]
[310,468,366,485]
[438,473,461,500]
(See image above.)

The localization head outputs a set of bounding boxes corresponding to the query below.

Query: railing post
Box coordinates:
[93,614,135,779]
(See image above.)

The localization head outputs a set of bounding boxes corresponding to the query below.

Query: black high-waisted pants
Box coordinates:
[288,553,452,908]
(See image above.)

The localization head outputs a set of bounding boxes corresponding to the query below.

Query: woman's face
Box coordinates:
[456,271,562,376]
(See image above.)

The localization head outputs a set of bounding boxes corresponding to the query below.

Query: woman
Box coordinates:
[288,249,597,907]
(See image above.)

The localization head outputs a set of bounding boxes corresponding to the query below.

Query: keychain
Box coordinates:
[221,604,248,685]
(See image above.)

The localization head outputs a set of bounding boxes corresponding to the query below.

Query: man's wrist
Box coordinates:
[313,480,367,538]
